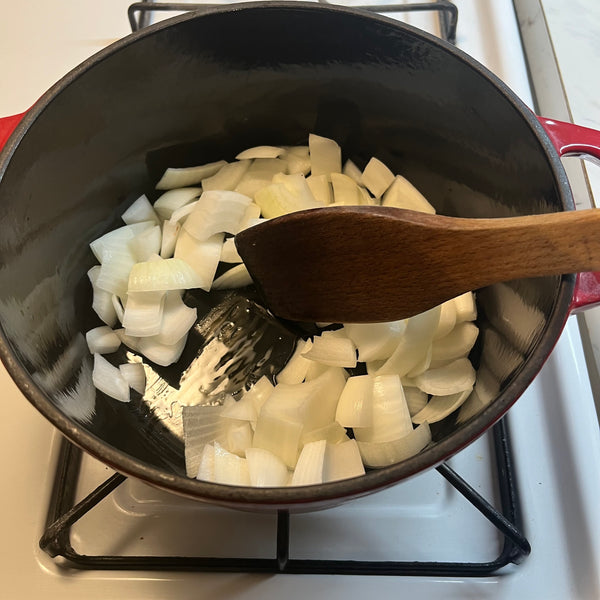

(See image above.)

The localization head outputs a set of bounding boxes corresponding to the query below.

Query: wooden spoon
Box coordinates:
[234,205,600,323]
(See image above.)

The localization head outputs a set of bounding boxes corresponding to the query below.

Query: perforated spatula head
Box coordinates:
[234,205,600,323]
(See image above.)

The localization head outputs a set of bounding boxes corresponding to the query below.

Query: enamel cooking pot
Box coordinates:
[1,3,600,511]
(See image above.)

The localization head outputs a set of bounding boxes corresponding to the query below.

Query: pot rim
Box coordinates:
[0,1,577,508]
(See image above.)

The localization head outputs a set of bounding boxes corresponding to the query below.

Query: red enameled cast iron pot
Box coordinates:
[1,3,600,511]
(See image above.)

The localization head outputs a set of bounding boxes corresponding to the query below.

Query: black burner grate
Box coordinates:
[39,417,530,575]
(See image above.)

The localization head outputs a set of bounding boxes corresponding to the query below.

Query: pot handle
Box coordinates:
[0,112,27,152]
[537,116,600,312]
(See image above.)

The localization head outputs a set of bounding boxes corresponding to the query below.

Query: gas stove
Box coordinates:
[1,1,600,598]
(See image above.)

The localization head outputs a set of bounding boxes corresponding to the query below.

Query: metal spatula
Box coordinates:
[234,205,600,323]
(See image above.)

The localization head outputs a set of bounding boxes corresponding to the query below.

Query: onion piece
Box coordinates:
[343,320,406,362]
[221,394,257,423]
[434,299,457,340]
[412,389,472,425]
[309,133,341,176]
[121,194,159,226]
[302,421,348,446]
[153,187,202,219]
[86,326,121,354]
[220,237,242,263]
[335,374,374,428]
[95,245,137,297]
[404,386,428,417]
[414,357,476,396]
[128,256,203,292]
[197,443,216,481]
[225,420,254,457]
[382,175,436,214]
[154,291,197,346]
[290,439,326,486]
[202,159,251,191]
[119,362,146,394]
[323,439,365,482]
[173,230,223,292]
[122,290,166,337]
[353,374,412,444]
[92,353,129,402]
[276,338,313,385]
[236,146,285,160]
[432,322,479,361]
[245,447,289,487]
[158,220,178,259]
[306,174,332,205]
[130,225,162,262]
[302,331,357,368]
[244,375,274,415]
[114,328,140,352]
[234,158,288,198]
[252,412,304,469]
[357,422,431,468]
[137,332,188,366]
[454,291,477,322]
[90,222,154,263]
[156,162,226,190]
[255,174,320,219]
[330,172,363,205]
[211,264,253,290]
[282,146,311,175]
[111,294,125,324]
[213,441,251,486]
[342,159,363,184]
[361,157,395,198]
[88,266,118,327]
[405,344,432,378]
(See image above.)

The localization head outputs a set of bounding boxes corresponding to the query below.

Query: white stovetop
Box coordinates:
[1,1,600,599]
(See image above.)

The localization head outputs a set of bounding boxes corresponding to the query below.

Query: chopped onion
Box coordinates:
[243,375,274,415]
[154,291,197,346]
[361,157,395,198]
[92,353,129,402]
[119,362,146,394]
[211,264,253,290]
[276,338,313,385]
[412,389,472,425]
[234,158,288,198]
[121,194,159,226]
[432,322,479,361]
[245,447,289,487]
[159,220,179,259]
[225,420,254,457]
[302,421,348,446]
[236,146,285,160]
[343,320,406,362]
[197,443,216,481]
[434,299,457,340]
[111,294,125,324]
[252,412,303,469]
[342,159,363,184]
[128,256,203,292]
[330,172,363,205]
[221,394,258,423]
[114,328,140,352]
[309,133,341,176]
[153,187,202,219]
[306,174,333,205]
[130,225,162,262]
[302,331,357,368]
[90,222,153,263]
[220,237,242,263]
[156,161,227,190]
[323,439,365,482]
[202,159,251,191]
[174,230,224,292]
[414,357,476,396]
[255,174,320,219]
[88,266,117,326]
[335,375,374,428]
[137,331,188,366]
[454,291,477,322]
[94,245,136,297]
[382,175,436,214]
[122,290,166,337]
[85,326,121,354]
[212,441,251,486]
[404,386,428,417]
[357,422,432,468]
[282,146,311,175]
[290,439,326,486]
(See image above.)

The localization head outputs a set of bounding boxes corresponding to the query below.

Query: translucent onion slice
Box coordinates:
[330,172,363,205]
[454,291,477,322]
[160,220,179,259]
[432,322,479,361]
[353,374,412,444]
[221,394,257,423]
[225,420,254,457]
[122,290,166,337]
[276,339,313,385]
[405,344,432,378]
[234,158,288,198]
[202,159,251,191]
[414,357,476,396]
[302,332,357,368]
[343,320,406,362]
[252,412,303,469]
[382,175,436,214]
[114,328,140,352]
[170,200,199,225]
[111,294,125,324]
[239,202,262,230]
[361,157,395,198]
[90,222,154,263]
[323,439,365,482]
[282,147,311,175]
[183,190,253,240]
[88,266,117,326]
[86,326,121,354]
[245,447,289,487]
[128,256,203,292]
[220,237,242,263]
[155,161,226,190]
[153,187,202,219]
[243,375,274,415]
[434,299,457,340]
[213,441,251,486]
[302,421,348,446]
[95,245,136,297]
[404,386,429,417]
[255,175,320,219]
[412,389,472,425]
[173,230,224,292]
[121,194,159,225]
[309,133,341,176]
[130,225,162,262]
[357,422,431,468]
[92,353,129,402]
[290,439,326,486]
[304,358,330,381]
[342,159,363,184]
[137,332,188,366]
[211,264,253,290]
[335,374,374,428]
[306,174,333,205]
[236,146,285,160]
[119,362,146,394]
[154,291,197,346]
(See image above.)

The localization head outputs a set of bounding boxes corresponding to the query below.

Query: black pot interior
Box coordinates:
[0,4,573,508]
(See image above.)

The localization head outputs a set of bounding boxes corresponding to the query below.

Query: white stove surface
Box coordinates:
[1,1,600,598]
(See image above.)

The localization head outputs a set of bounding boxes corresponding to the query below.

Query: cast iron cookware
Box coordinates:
[1,3,600,510]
